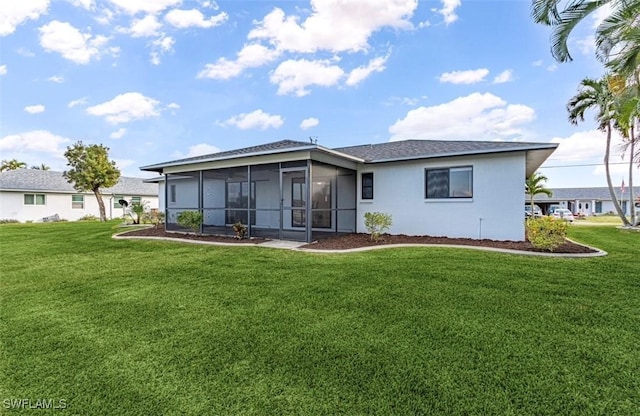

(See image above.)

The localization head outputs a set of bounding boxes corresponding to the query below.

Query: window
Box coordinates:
[361,172,373,200]
[72,195,84,209]
[425,166,472,199]
[169,185,176,204]
[595,201,602,213]
[24,194,46,205]
[113,195,124,208]
[131,196,141,205]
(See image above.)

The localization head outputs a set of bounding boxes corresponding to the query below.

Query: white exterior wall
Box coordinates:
[356,152,526,241]
[0,191,158,222]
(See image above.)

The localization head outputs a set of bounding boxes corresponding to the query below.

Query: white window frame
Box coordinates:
[72,194,84,209]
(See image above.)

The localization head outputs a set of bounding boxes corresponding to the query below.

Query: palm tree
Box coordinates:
[596,1,640,78]
[525,171,553,214]
[531,0,639,70]
[567,76,631,225]
[0,159,27,172]
[30,164,51,170]
[615,86,640,225]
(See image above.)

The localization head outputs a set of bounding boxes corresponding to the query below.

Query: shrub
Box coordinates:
[129,201,149,224]
[232,221,247,239]
[177,210,202,234]
[77,214,99,222]
[364,212,393,242]
[144,210,165,227]
[0,219,20,224]
[526,216,568,251]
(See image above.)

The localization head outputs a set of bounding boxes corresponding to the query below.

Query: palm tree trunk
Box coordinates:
[630,123,636,225]
[605,122,631,225]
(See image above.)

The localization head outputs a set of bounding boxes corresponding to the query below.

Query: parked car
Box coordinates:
[548,204,561,215]
[525,204,542,217]
[552,208,574,222]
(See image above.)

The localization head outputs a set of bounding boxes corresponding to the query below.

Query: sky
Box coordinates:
[1,0,638,189]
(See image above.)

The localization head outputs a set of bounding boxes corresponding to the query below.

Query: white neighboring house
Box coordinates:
[0,169,159,222]
[533,187,640,216]
[141,139,557,242]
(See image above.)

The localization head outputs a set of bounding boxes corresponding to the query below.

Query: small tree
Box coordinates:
[177,211,202,234]
[232,221,247,239]
[63,142,120,222]
[30,164,51,170]
[129,200,149,225]
[525,171,552,214]
[364,212,393,242]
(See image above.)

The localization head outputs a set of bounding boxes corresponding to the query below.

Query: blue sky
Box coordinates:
[1,0,638,189]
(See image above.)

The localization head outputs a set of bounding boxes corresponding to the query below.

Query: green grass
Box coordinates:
[579,214,626,224]
[1,222,639,415]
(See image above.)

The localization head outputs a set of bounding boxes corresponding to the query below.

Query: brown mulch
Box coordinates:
[301,233,598,254]
[119,226,266,244]
[119,226,598,254]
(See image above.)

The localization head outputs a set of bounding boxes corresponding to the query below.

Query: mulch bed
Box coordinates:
[119,226,266,244]
[301,233,597,253]
[119,226,598,254]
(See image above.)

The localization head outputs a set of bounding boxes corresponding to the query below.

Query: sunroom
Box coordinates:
[141,141,360,242]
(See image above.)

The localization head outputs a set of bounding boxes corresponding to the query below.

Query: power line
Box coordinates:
[541,162,635,168]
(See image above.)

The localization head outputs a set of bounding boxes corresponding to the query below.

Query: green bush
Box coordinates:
[0,219,20,224]
[364,212,393,242]
[177,211,202,234]
[232,221,247,239]
[129,201,149,224]
[143,210,165,227]
[526,216,568,251]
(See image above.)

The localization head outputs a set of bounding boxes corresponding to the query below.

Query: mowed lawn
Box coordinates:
[1,222,639,415]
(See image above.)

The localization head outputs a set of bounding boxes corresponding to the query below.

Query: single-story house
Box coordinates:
[0,169,159,222]
[141,139,557,242]
[532,186,640,216]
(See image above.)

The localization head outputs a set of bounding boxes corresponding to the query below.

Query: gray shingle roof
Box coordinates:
[534,187,640,201]
[0,169,157,195]
[335,140,557,162]
[141,139,314,171]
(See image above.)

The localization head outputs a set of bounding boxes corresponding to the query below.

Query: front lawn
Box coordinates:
[1,222,638,415]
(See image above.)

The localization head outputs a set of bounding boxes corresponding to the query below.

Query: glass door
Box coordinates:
[281,169,307,241]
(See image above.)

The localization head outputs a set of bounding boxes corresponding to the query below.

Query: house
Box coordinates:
[533,187,640,216]
[140,139,557,242]
[0,169,159,222]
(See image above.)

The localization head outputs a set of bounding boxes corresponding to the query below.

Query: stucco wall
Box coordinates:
[0,191,158,222]
[356,152,526,241]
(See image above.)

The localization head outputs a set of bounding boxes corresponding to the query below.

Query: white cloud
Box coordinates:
[0,65,6,75]
[17,48,35,57]
[224,109,284,130]
[109,128,127,139]
[95,7,115,25]
[24,105,45,114]
[150,35,174,65]
[346,55,388,86]
[532,59,543,67]
[165,9,228,29]
[68,97,88,108]
[86,92,160,124]
[300,117,319,130]
[48,75,64,83]
[68,0,94,10]
[384,96,426,106]
[591,3,612,29]
[439,68,489,84]
[493,69,513,84]
[270,59,344,96]
[575,35,595,56]
[0,0,49,37]
[198,43,280,79]
[547,129,613,162]
[39,20,114,64]
[0,130,70,154]
[186,143,220,157]
[389,92,536,141]
[546,64,557,72]
[248,0,416,54]
[437,0,461,25]
[167,103,180,109]
[120,14,162,38]
[107,0,180,15]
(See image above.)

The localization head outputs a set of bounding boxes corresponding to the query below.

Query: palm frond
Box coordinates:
[550,0,606,62]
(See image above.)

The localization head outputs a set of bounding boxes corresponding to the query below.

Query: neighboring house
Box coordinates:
[141,139,557,242]
[533,187,640,216]
[0,169,159,222]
